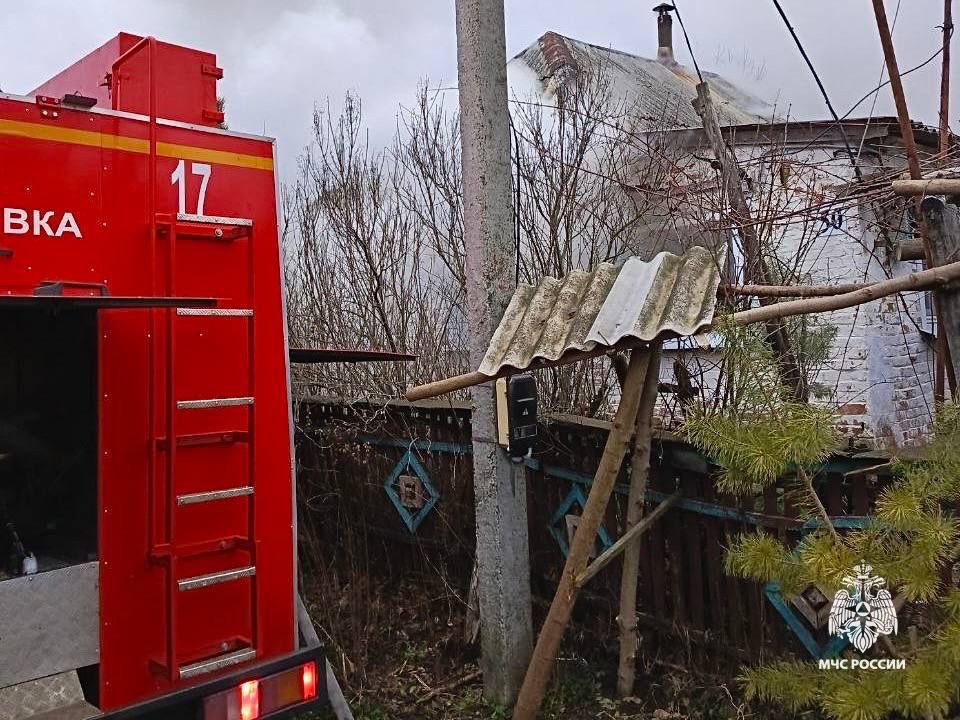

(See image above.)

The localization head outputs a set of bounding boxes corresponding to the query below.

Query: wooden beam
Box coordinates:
[616,347,664,699]
[892,178,960,197]
[575,493,678,589]
[405,336,649,401]
[922,197,960,390]
[512,349,654,720]
[900,238,926,262]
[723,282,871,298]
[731,257,960,327]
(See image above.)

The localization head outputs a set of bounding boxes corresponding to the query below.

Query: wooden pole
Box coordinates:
[731,257,960,327]
[870,0,923,180]
[870,0,955,399]
[692,81,806,401]
[405,337,649,402]
[616,345,662,698]
[900,238,927,262]
[723,281,871,298]
[691,84,759,283]
[512,349,654,720]
[940,0,953,159]
[922,198,960,389]
[892,179,960,196]
[937,318,947,405]
[938,0,954,401]
[574,494,678,589]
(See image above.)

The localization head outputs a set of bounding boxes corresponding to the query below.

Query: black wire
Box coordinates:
[747,44,947,166]
[769,0,864,181]
[669,2,704,84]
[845,44,946,121]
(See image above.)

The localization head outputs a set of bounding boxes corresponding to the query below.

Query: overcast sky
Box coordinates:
[1,1,954,176]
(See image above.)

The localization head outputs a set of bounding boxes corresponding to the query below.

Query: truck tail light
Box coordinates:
[302,661,317,700]
[239,680,259,720]
[204,661,320,719]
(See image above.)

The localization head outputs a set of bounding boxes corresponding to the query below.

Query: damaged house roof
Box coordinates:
[509,29,773,129]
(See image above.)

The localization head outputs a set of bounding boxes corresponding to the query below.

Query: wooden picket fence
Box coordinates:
[295,397,890,665]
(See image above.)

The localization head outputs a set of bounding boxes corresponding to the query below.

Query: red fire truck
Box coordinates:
[0,33,341,719]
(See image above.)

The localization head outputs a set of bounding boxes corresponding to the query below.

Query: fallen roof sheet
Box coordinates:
[478,246,720,376]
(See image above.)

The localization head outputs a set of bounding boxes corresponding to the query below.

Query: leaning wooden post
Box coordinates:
[728,259,960,326]
[616,343,662,698]
[922,198,960,388]
[691,81,806,401]
[512,349,654,720]
[940,0,953,161]
[870,0,956,398]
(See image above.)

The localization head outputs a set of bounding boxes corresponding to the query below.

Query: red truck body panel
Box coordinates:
[32,32,224,127]
[0,36,295,710]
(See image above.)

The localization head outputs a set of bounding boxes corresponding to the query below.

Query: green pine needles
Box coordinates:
[683,322,960,720]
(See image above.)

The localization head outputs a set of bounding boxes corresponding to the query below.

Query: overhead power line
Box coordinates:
[769,0,864,181]
[669,2,704,84]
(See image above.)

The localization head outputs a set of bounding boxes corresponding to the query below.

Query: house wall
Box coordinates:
[653,142,936,450]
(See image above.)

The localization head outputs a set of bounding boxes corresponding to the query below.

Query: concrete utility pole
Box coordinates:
[455,0,534,704]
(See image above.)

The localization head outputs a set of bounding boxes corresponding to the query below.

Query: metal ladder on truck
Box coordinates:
[150,211,261,682]
[123,38,349,718]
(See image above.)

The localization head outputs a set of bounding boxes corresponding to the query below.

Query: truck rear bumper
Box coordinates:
[100,646,327,720]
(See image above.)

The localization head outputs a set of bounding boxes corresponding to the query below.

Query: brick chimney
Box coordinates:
[538,32,579,88]
[653,3,676,65]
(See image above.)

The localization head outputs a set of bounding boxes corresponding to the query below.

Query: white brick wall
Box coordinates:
[656,144,936,450]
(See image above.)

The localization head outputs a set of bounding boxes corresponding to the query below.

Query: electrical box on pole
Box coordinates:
[507,374,538,461]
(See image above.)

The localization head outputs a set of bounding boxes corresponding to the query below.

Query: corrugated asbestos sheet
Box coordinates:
[478,246,720,376]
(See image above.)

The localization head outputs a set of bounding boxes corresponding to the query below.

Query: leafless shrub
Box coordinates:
[284,64,932,423]
[285,70,680,416]
[285,93,467,400]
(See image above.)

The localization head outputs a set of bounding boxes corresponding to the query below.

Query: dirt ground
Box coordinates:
[300,574,761,720]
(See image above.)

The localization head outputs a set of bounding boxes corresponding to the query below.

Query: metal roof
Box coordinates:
[478,246,720,376]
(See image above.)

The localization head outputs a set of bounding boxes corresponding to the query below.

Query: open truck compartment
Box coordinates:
[0,33,322,719]
[0,307,98,575]
[0,307,100,690]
